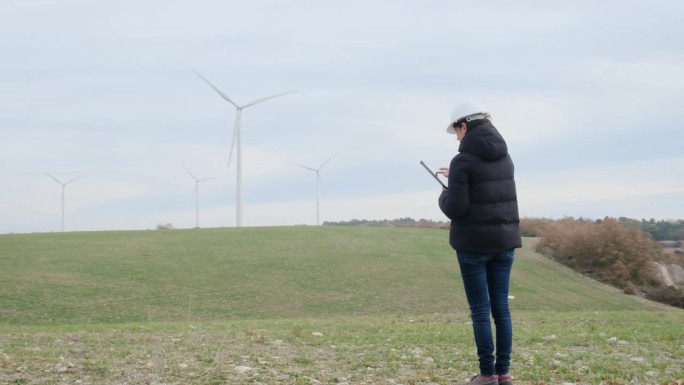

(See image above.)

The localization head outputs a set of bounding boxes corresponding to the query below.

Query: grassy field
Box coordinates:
[0,226,682,385]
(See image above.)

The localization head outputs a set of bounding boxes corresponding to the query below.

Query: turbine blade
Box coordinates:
[45,172,62,184]
[293,163,317,172]
[242,90,295,108]
[65,175,85,185]
[183,165,198,181]
[192,69,240,108]
[318,153,338,170]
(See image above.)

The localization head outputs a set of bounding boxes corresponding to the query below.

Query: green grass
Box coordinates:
[0,312,681,385]
[0,227,667,325]
[0,226,681,384]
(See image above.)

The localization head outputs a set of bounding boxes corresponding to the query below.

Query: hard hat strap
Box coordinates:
[464,113,489,122]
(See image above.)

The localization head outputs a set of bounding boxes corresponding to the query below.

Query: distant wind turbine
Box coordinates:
[294,154,337,226]
[193,69,295,227]
[184,166,215,229]
[46,172,84,232]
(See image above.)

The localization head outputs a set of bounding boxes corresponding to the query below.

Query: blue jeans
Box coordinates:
[456,249,515,376]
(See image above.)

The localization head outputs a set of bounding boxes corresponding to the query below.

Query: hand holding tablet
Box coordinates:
[419,161,447,189]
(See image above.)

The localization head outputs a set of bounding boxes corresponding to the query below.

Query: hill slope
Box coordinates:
[0,226,671,325]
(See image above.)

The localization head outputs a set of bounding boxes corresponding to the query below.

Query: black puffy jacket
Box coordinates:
[438,121,522,253]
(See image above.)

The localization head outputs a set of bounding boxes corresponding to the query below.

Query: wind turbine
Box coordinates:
[294,154,337,226]
[193,69,294,227]
[46,172,84,232]
[184,166,215,229]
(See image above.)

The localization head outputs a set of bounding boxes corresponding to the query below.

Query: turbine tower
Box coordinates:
[184,166,215,229]
[46,172,84,232]
[193,69,294,227]
[294,154,337,226]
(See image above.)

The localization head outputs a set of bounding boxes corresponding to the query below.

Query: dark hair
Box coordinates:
[453,118,491,132]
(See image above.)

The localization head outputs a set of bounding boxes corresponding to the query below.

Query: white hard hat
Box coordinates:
[446,99,490,134]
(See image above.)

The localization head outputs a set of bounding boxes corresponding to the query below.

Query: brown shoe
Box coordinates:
[497,374,513,385]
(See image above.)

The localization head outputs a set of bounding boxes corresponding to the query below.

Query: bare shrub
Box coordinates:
[645,286,684,308]
[536,217,663,288]
[622,282,639,295]
[520,217,553,237]
[534,216,684,308]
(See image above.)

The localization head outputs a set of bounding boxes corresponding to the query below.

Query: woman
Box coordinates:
[437,99,521,385]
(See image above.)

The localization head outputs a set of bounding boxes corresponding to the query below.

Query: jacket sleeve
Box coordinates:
[438,155,470,220]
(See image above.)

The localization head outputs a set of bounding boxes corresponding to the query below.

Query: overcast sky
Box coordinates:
[1,0,683,233]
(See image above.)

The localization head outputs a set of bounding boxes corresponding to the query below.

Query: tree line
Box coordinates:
[618,217,684,241]
[323,217,449,229]
[521,217,684,241]
[325,216,684,241]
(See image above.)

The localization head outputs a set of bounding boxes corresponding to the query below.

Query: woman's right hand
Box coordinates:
[437,167,449,178]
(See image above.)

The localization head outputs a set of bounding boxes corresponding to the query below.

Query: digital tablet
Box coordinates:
[419,160,447,189]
